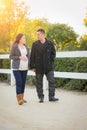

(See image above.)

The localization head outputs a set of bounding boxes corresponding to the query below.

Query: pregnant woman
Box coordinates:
[10,33,30,105]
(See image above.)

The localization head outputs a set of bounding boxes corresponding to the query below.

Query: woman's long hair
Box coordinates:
[13,33,24,44]
[10,33,24,49]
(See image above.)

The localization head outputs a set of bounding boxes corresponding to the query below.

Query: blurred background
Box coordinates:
[0,0,87,91]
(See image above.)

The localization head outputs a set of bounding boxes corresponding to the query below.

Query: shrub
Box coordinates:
[54,57,87,91]
[76,58,87,73]
[27,76,36,86]
[64,79,87,92]
[0,59,10,82]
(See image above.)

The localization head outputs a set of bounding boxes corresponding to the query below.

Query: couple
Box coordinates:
[10,29,59,105]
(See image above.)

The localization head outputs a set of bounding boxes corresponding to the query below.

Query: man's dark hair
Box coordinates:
[37,29,45,34]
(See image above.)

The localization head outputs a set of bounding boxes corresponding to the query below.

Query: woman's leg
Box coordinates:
[21,70,28,102]
[13,70,24,105]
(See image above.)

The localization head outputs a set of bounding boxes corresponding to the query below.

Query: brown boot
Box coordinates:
[22,93,27,103]
[16,94,24,105]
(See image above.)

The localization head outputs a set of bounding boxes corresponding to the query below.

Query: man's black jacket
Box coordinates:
[30,39,56,74]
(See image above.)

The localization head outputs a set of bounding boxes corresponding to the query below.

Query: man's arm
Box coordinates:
[51,42,56,62]
[30,43,36,70]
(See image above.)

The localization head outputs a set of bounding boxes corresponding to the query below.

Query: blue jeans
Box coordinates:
[13,70,28,94]
[36,71,55,99]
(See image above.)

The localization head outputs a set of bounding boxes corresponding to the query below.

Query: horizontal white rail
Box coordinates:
[0,51,87,87]
[0,69,35,75]
[0,69,87,80]
[54,71,87,80]
[56,51,87,58]
[0,54,9,59]
[0,69,11,74]
[0,51,87,59]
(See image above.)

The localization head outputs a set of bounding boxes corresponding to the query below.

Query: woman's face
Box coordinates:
[19,35,26,44]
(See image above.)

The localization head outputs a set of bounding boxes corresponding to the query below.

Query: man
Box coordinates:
[30,29,59,103]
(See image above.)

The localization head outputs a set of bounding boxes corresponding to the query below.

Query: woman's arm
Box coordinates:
[9,46,20,60]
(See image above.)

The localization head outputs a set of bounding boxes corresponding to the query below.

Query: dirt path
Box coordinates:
[0,82,87,130]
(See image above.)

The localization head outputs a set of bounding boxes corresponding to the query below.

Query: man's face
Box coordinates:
[37,31,44,40]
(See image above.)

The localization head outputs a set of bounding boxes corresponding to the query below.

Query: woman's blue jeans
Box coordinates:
[13,70,28,94]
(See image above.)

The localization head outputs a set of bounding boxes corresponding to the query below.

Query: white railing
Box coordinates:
[0,51,87,88]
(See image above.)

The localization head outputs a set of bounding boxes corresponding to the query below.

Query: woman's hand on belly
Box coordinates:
[19,56,27,61]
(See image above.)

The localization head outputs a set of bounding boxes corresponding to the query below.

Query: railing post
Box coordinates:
[43,75,48,90]
[11,60,15,86]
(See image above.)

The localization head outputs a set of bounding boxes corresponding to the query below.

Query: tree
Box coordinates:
[27,18,49,47]
[0,0,28,53]
[83,10,87,27]
[47,23,78,51]
[79,34,87,50]
[16,18,50,48]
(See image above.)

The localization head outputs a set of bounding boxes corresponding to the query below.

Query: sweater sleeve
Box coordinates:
[9,45,20,60]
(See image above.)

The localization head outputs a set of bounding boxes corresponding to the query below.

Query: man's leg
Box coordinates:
[46,71,59,101]
[46,71,55,97]
[36,73,44,102]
